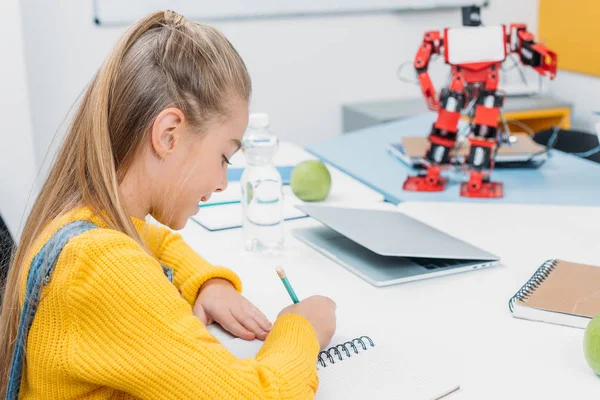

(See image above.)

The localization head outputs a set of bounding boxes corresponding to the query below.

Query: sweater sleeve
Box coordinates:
[65,230,320,400]
[134,220,242,305]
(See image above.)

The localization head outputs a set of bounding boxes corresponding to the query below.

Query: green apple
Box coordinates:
[291,160,332,202]
[584,314,600,375]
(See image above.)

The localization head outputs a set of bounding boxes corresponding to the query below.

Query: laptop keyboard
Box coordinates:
[412,258,466,270]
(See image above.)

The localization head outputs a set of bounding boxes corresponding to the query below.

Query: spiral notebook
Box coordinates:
[509,259,600,329]
[222,335,460,399]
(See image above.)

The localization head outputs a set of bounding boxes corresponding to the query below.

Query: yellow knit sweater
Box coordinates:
[18,207,319,399]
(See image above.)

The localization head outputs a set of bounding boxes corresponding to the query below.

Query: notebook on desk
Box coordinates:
[221,334,460,399]
[388,135,548,169]
[509,259,600,329]
[191,198,306,231]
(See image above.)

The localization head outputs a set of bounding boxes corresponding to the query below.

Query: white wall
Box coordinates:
[0,0,37,240]
[20,0,538,179]
[549,71,600,132]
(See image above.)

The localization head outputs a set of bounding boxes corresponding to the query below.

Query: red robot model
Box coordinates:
[403,7,557,198]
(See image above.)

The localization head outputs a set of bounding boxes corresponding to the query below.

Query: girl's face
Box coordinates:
[145,97,249,230]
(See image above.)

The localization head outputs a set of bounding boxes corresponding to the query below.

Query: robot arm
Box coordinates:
[508,24,557,79]
[414,30,443,111]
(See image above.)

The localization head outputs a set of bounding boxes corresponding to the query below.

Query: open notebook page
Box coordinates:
[221,335,460,400]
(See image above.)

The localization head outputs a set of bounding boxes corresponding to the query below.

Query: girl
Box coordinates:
[0,10,336,399]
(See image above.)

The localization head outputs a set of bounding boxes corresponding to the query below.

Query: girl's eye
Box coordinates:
[222,155,232,166]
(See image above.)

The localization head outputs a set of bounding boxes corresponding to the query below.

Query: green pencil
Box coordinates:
[276,267,299,304]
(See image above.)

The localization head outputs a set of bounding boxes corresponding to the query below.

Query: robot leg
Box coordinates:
[403,88,464,192]
[461,90,504,198]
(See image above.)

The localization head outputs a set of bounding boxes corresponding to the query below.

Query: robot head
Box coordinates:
[462,6,482,27]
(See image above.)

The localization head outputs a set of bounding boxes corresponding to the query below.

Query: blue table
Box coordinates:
[306,113,600,206]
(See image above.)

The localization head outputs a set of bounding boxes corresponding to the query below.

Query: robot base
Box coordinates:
[403,175,448,192]
[460,181,503,198]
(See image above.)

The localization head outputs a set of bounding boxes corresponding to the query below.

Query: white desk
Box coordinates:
[180,199,600,398]
[193,142,385,230]
[205,142,384,203]
[228,141,385,205]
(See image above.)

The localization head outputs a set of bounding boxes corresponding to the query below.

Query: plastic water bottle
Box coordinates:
[241,113,284,254]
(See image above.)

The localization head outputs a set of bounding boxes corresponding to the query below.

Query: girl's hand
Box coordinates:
[278,295,336,349]
[194,278,272,340]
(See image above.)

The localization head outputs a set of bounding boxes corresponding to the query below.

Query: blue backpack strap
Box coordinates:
[162,265,174,283]
[5,220,98,400]
[5,220,175,400]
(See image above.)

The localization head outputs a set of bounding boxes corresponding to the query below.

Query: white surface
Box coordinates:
[94,0,486,24]
[446,26,506,65]
[178,201,600,399]
[499,79,542,97]
[227,142,385,204]
[248,112,269,128]
[193,142,384,230]
[0,0,37,240]
[20,0,539,180]
[549,70,600,132]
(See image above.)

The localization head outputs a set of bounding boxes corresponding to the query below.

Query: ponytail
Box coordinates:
[0,10,251,395]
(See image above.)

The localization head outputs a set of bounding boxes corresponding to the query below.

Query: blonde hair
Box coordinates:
[0,10,251,394]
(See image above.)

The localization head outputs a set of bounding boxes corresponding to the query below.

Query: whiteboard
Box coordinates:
[94,0,487,25]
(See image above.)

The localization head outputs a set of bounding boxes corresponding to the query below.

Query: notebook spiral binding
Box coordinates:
[508,259,559,312]
[317,336,375,368]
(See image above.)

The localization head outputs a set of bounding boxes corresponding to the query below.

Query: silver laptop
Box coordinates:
[293,204,500,287]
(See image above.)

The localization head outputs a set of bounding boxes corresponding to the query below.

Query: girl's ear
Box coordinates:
[151,108,186,159]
